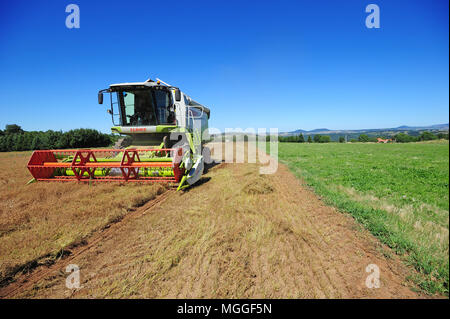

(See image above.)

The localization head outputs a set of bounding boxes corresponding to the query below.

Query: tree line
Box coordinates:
[277,134,332,143]
[0,124,116,152]
[392,131,448,143]
[276,131,449,143]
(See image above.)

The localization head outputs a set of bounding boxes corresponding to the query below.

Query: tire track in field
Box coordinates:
[271,179,343,297]
[267,163,418,298]
[255,161,346,298]
[228,162,336,298]
[272,174,352,297]
[250,143,418,298]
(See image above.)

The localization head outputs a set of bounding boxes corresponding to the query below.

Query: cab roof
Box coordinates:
[108,79,210,118]
[109,81,159,88]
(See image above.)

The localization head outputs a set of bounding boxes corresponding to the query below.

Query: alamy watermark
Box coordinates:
[65,4,379,30]
[365,4,380,29]
[365,263,381,288]
[65,4,80,29]
[169,127,279,175]
[65,264,81,289]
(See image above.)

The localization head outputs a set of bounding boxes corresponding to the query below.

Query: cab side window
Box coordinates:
[123,92,135,125]
[154,90,171,124]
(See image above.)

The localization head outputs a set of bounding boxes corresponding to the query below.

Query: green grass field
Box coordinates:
[276,141,449,295]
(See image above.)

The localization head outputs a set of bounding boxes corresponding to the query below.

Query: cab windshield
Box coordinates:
[117,88,174,126]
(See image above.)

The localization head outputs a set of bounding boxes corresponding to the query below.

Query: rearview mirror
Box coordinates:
[174,89,181,102]
[98,92,103,104]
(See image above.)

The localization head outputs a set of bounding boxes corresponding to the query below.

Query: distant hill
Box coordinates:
[212,123,449,142]
[290,129,308,133]
[281,123,449,141]
[393,123,449,130]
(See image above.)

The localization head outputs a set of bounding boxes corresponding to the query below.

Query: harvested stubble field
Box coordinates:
[0,143,443,298]
[0,151,166,287]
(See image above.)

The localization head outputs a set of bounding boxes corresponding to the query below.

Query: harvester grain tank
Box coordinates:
[27,78,211,190]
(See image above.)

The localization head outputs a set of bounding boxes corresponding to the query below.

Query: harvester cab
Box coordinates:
[27,78,211,190]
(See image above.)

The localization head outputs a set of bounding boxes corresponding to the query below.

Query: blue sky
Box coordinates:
[1,0,448,133]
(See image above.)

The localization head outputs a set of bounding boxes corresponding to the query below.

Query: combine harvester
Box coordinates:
[27,78,211,190]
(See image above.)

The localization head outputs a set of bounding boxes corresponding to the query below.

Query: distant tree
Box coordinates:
[419,131,437,141]
[394,133,416,143]
[313,134,321,143]
[298,134,305,143]
[350,139,358,143]
[31,135,44,150]
[318,135,331,143]
[5,124,23,135]
[358,134,369,142]
[12,134,25,151]
[22,132,34,149]
[307,135,312,143]
[437,132,449,140]
[5,135,14,150]
[339,136,345,143]
[44,130,61,149]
